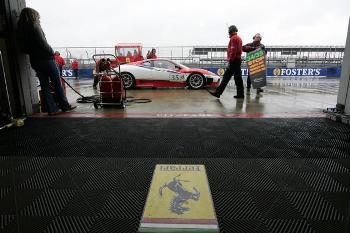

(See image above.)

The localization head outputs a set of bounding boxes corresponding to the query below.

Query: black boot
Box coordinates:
[207,89,220,98]
[234,94,244,99]
[234,89,244,99]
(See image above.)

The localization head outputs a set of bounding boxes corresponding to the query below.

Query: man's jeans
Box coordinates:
[247,73,252,89]
[216,59,244,96]
[31,59,70,113]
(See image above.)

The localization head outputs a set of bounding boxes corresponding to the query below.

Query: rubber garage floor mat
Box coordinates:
[0,117,349,233]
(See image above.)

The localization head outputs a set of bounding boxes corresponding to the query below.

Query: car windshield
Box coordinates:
[175,62,188,69]
[152,60,188,70]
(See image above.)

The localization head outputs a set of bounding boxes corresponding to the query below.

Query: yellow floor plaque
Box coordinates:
[139,164,219,233]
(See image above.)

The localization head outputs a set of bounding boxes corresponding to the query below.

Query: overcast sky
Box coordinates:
[26,0,350,47]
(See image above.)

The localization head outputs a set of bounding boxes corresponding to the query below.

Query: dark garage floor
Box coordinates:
[0,117,349,233]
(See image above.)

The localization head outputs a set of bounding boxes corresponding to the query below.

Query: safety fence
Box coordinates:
[54,45,345,70]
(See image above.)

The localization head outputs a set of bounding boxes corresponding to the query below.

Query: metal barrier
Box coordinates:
[54,45,345,69]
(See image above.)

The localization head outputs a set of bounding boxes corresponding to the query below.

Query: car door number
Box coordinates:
[169,74,185,82]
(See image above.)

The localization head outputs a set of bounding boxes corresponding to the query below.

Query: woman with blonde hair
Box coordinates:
[17,7,75,115]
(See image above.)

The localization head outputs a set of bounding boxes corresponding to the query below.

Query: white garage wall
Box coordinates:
[337,18,350,114]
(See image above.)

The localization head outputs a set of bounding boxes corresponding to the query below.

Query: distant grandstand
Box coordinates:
[191,45,344,68]
[54,45,344,69]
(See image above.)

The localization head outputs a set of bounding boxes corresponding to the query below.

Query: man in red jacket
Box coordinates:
[209,25,244,98]
[71,59,79,79]
[54,51,65,76]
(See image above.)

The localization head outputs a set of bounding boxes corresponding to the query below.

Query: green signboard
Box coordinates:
[246,48,267,88]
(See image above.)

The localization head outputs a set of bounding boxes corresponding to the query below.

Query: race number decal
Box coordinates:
[169,73,186,82]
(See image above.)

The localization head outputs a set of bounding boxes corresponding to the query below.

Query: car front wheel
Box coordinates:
[188,73,205,89]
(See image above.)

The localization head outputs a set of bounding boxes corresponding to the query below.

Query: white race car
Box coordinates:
[116,59,220,89]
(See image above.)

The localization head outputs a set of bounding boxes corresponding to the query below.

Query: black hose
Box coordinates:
[61,78,84,98]
[60,78,100,103]
[126,97,152,103]
[61,78,152,104]
[76,95,99,103]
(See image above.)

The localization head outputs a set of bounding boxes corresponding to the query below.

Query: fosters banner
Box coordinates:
[246,48,267,88]
[209,67,339,78]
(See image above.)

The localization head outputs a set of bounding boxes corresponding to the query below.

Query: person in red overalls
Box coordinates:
[71,59,79,79]
[54,51,65,76]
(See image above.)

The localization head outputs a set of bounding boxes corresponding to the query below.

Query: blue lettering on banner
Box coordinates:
[269,68,325,77]
[241,68,249,76]
[62,69,93,78]
[62,70,73,77]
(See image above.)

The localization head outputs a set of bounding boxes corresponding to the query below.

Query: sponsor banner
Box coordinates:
[64,67,341,79]
[246,48,267,88]
[62,69,93,78]
[139,164,218,233]
[206,67,341,78]
[270,67,326,77]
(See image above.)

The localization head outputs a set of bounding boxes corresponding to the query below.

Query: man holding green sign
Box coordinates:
[243,33,267,94]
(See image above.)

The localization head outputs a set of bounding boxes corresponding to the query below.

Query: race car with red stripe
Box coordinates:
[116,59,221,89]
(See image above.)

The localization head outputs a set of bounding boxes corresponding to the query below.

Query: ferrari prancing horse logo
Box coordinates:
[159,175,200,215]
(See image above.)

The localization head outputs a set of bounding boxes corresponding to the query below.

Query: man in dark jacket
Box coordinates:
[242,33,267,94]
[209,25,244,98]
